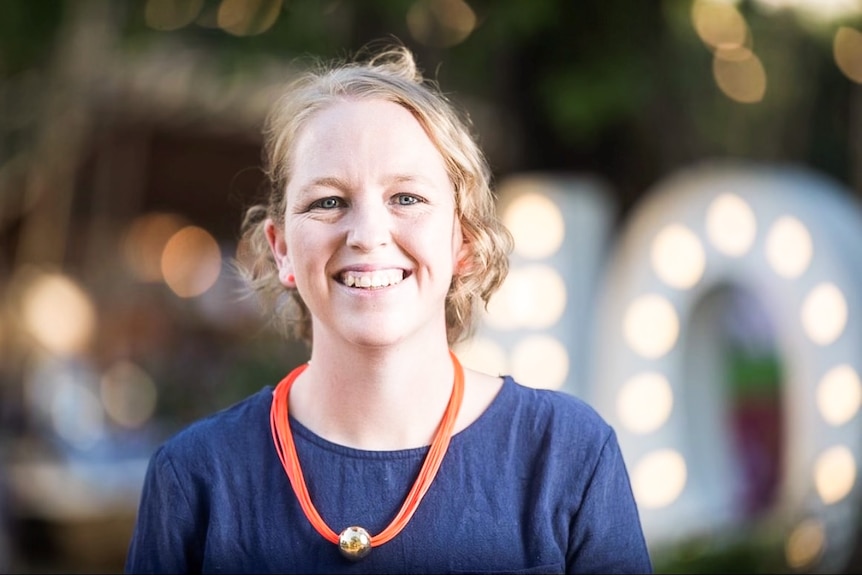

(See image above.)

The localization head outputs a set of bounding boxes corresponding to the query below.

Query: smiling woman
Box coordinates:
[264,98,466,352]
[123,41,653,574]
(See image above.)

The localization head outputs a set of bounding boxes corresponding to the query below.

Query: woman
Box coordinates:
[125,43,652,574]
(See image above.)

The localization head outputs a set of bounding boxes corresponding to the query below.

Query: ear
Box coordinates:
[265,218,296,288]
[453,225,474,275]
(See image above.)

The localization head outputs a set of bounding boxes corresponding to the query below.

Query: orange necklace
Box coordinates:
[270,350,464,561]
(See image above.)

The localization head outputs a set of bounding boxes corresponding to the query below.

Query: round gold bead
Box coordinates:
[339,526,372,560]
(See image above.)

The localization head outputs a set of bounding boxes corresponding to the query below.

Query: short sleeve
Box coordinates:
[125,446,204,574]
[566,429,653,574]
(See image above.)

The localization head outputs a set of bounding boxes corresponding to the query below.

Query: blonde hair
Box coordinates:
[237,42,512,346]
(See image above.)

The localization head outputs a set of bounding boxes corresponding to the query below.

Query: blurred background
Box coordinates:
[2,0,862,572]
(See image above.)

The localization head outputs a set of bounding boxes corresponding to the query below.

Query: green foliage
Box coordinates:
[3,0,852,181]
[651,527,791,574]
[0,0,65,76]
[537,54,653,145]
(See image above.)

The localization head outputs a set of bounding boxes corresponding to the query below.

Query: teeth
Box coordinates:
[342,269,404,288]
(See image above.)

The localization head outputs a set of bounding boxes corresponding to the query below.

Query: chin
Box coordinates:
[344,319,431,349]
[323,314,444,349]
[345,330,407,349]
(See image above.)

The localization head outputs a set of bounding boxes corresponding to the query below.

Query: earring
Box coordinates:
[287,274,295,284]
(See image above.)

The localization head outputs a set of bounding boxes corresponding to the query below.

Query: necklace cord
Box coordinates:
[270,350,465,547]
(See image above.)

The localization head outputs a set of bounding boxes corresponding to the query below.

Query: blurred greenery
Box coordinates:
[0,0,65,76]
[652,526,789,574]
[2,0,860,211]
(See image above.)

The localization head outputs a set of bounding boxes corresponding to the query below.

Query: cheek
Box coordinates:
[284,229,315,272]
[429,221,463,272]
[287,226,342,280]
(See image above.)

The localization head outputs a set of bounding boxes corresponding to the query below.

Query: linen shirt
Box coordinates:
[125,376,652,574]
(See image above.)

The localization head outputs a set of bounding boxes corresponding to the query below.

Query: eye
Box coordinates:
[311,197,342,210]
[395,194,421,206]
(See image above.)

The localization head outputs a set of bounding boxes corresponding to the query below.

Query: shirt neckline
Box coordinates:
[282,375,515,460]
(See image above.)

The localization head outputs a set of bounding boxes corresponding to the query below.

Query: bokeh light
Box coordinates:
[785,517,826,570]
[816,364,862,426]
[834,26,862,84]
[800,282,848,346]
[482,280,520,331]
[631,449,687,509]
[713,47,768,103]
[510,335,570,390]
[617,372,674,434]
[484,265,567,330]
[21,271,97,356]
[705,193,757,256]
[122,212,188,282]
[756,0,862,22]
[161,225,222,298]
[623,294,680,359]
[406,0,476,48]
[100,361,159,429]
[503,192,566,259]
[50,379,105,451]
[692,0,749,51]
[144,0,204,31]
[814,445,856,504]
[650,223,706,289]
[765,215,813,279]
[217,0,282,37]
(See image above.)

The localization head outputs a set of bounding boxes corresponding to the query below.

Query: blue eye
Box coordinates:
[312,197,341,209]
[396,194,420,205]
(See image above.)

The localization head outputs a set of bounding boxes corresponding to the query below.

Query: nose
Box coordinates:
[346,199,392,251]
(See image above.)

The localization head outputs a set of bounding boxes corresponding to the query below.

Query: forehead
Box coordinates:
[290,98,447,176]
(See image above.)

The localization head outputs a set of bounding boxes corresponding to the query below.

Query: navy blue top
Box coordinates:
[125,376,652,574]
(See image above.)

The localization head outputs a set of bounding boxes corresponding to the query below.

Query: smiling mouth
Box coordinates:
[339,269,406,289]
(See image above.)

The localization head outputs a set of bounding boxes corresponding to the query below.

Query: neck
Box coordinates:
[289,341,457,450]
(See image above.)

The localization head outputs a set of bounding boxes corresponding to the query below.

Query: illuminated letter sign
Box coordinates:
[590,162,862,571]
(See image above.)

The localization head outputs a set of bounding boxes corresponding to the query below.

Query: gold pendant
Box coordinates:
[339,526,372,560]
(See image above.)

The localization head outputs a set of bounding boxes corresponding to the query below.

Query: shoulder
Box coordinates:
[503,376,614,440]
[468,376,619,471]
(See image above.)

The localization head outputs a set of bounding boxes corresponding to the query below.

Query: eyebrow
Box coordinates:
[384,174,432,187]
[297,174,432,195]
[297,177,351,196]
